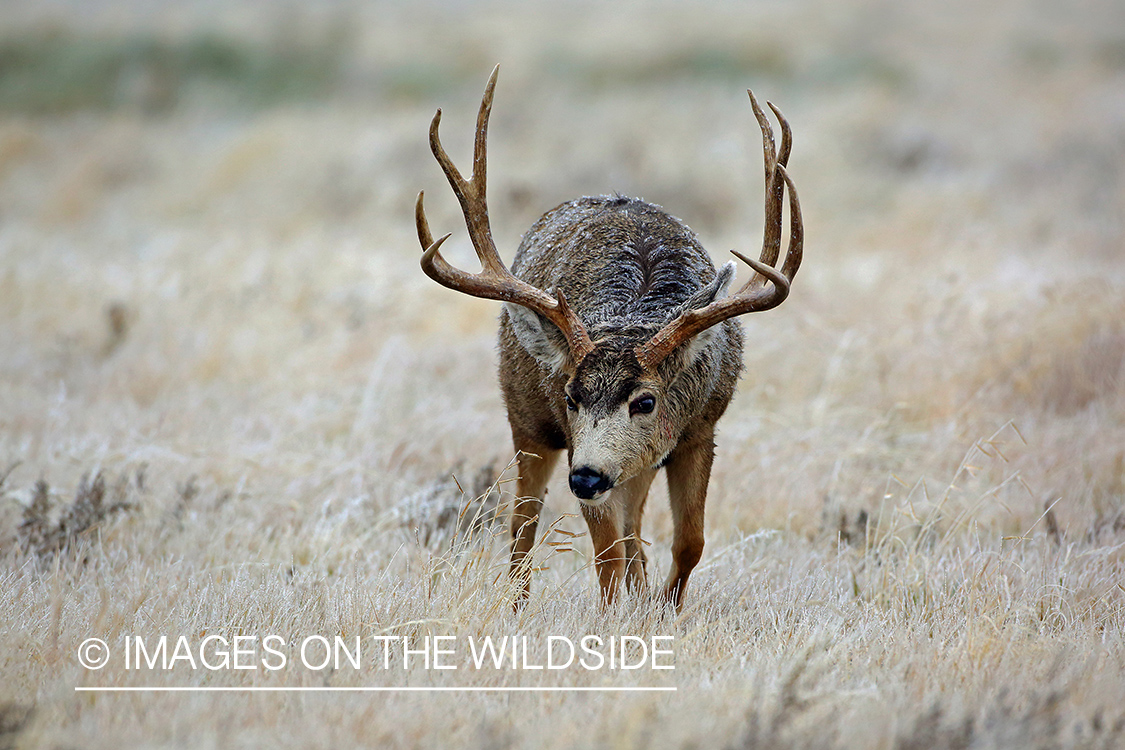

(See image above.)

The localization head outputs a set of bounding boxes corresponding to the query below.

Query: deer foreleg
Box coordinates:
[662,435,714,611]
[509,446,560,610]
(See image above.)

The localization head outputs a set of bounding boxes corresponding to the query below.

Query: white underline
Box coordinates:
[74,686,676,693]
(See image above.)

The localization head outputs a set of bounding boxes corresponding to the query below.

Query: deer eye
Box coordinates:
[630,395,656,416]
[565,394,578,412]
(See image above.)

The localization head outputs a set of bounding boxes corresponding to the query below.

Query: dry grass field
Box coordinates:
[1,0,1124,747]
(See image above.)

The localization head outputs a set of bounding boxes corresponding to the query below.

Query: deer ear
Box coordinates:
[677,261,736,362]
[504,302,572,372]
[686,261,736,309]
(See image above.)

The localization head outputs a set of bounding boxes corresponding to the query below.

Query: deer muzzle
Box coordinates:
[568,466,614,501]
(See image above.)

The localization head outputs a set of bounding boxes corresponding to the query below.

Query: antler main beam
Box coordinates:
[635,90,803,370]
[415,65,595,362]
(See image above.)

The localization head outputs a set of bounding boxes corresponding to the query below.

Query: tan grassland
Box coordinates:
[1,0,1123,747]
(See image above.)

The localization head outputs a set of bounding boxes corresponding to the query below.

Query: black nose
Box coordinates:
[569,467,613,500]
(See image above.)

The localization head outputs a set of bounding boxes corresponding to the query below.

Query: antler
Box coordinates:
[415,65,595,362]
[635,90,803,370]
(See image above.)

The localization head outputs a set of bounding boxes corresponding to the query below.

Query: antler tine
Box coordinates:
[415,190,438,249]
[415,65,595,362]
[769,101,792,168]
[748,90,784,272]
[776,164,803,281]
[635,93,803,370]
[472,64,497,205]
[748,90,777,179]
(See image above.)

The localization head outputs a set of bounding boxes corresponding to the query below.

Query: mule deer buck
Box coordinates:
[415,66,802,610]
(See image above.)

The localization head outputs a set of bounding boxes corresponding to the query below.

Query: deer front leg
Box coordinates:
[580,499,626,606]
[662,435,715,611]
[620,469,657,593]
[509,445,560,610]
[579,469,657,604]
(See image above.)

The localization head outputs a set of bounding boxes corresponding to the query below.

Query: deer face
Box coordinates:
[504,264,737,505]
[562,338,670,504]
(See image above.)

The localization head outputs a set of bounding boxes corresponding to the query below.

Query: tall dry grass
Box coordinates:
[1,0,1123,747]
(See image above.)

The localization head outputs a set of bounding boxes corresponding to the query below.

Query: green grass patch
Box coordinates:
[0,30,346,113]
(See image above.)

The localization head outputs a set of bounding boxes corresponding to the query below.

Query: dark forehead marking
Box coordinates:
[581,373,640,409]
[570,338,643,409]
